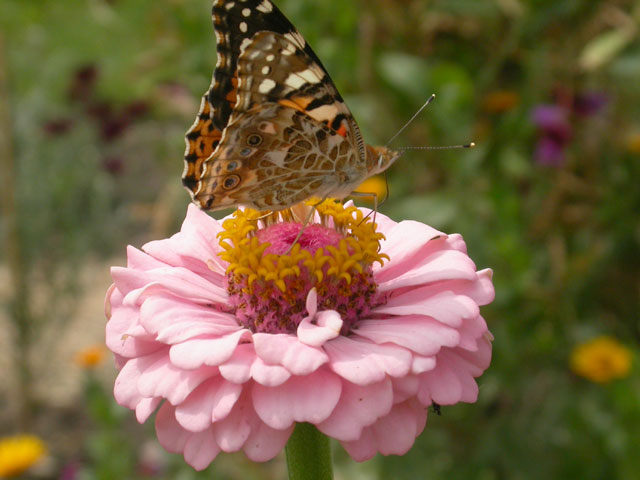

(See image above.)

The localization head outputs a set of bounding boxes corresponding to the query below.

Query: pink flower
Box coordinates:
[105,201,494,470]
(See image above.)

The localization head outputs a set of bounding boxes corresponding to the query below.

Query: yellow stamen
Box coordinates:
[218,199,386,293]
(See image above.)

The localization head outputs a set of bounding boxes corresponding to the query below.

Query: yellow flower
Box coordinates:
[0,434,47,478]
[353,176,387,204]
[74,344,107,369]
[626,132,640,154]
[482,90,519,113]
[570,336,632,383]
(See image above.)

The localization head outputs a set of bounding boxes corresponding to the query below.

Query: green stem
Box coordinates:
[285,423,333,480]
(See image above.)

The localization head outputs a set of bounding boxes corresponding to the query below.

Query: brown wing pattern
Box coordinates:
[192,103,366,211]
[184,0,331,196]
[183,0,373,211]
[234,32,362,149]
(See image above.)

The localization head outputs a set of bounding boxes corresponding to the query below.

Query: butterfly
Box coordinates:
[183,0,401,212]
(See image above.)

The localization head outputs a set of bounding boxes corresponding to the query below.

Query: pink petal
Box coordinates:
[213,395,252,452]
[218,344,254,384]
[249,357,291,386]
[355,316,459,356]
[445,338,493,376]
[106,303,162,358]
[181,203,225,239]
[143,236,222,282]
[297,311,343,347]
[412,355,437,374]
[113,351,166,408]
[377,221,444,274]
[356,207,397,233]
[243,418,293,462]
[142,204,226,282]
[456,315,489,352]
[169,330,250,369]
[136,397,161,423]
[253,333,328,375]
[175,377,242,432]
[104,283,116,319]
[184,428,220,471]
[417,348,484,405]
[155,402,190,453]
[140,295,239,343]
[114,266,228,306]
[444,233,468,252]
[305,288,318,318]
[374,400,427,454]
[392,376,420,403]
[376,290,479,327]
[468,268,495,305]
[137,355,218,405]
[317,379,393,441]
[341,400,426,461]
[377,249,478,292]
[324,337,412,385]
[252,369,342,429]
[125,245,170,271]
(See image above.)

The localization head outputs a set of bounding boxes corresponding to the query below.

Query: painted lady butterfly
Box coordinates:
[183,0,401,212]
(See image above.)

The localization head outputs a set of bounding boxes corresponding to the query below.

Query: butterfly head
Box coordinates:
[367,145,403,176]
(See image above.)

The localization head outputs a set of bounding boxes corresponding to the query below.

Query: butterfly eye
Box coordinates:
[240,147,252,156]
[223,174,240,190]
[246,134,263,146]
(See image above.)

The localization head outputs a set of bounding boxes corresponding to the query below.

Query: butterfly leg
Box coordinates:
[350,191,379,227]
[255,210,274,220]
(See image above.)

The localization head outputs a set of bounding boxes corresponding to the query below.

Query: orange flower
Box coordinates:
[570,336,632,383]
[0,434,47,478]
[482,90,519,113]
[74,344,107,369]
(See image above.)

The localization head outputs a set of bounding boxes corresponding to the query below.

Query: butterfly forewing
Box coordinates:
[234,32,356,132]
[183,0,397,211]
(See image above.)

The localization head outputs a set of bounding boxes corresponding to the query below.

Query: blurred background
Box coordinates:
[1,0,639,478]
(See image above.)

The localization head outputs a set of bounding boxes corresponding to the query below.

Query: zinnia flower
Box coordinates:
[0,434,47,478]
[105,200,494,470]
[570,335,632,383]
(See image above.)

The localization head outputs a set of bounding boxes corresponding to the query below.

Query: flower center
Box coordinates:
[217,199,388,334]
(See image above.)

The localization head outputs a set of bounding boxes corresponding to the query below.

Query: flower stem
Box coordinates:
[285,423,333,480]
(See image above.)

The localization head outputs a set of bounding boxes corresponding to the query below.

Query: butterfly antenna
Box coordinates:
[399,142,476,151]
[385,94,436,147]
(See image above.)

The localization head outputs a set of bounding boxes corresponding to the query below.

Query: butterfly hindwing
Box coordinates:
[192,102,364,211]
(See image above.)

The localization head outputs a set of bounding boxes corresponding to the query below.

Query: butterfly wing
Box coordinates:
[193,101,364,211]
[184,0,368,210]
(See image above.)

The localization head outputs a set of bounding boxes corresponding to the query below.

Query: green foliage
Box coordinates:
[1,0,639,478]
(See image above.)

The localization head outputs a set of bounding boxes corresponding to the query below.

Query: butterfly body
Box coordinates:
[184,0,401,212]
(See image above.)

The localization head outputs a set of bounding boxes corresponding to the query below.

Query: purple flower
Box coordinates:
[534,136,566,167]
[573,91,609,117]
[531,105,572,143]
